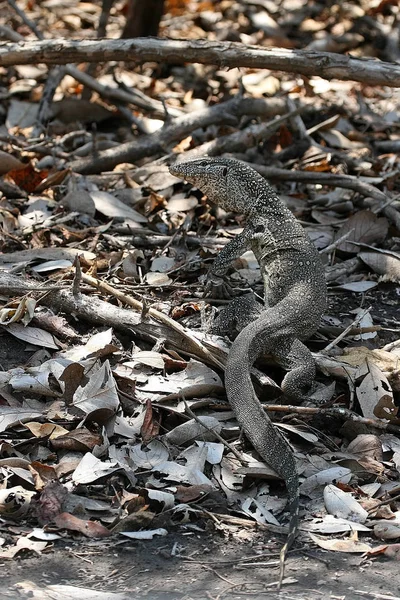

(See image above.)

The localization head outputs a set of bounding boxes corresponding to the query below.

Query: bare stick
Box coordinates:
[322,306,372,353]
[1,38,400,87]
[80,272,225,370]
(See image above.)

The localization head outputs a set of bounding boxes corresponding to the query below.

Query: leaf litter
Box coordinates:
[0,0,400,595]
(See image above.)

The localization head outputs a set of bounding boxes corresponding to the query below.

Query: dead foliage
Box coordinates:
[0,0,400,593]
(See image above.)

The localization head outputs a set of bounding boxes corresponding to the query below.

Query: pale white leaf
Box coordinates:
[324,484,368,523]
[303,515,371,534]
[196,441,224,464]
[130,351,165,369]
[31,260,73,273]
[299,467,352,497]
[339,281,378,292]
[0,407,42,433]
[72,453,119,484]
[165,417,222,445]
[145,272,172,286]
[146,489,174,510]
[61,328,115,361]
[73,360,119,414]
[129,440,169,469]
[120,528,168,540]
[5,323,59,349]
[90,190,147,222]
[241,496,281,526]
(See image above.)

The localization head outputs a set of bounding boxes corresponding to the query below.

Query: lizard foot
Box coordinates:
[203,274,233,299]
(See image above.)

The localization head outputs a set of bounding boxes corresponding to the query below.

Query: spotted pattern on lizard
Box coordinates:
[169,157,327,586]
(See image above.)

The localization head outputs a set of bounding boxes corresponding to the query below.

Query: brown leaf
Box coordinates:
[50,427,103,452]
[0,150,25,175]
[141,399,160,443]
[29,461,58,489]
[175,484,213,503]
[7,163,49,193]
[53,512,112,538]
[59,362,85,405]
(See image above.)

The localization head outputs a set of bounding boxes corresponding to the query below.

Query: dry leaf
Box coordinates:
[334,210,389,253]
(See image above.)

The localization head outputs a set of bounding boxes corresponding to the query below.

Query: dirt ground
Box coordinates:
[2,530,398,600]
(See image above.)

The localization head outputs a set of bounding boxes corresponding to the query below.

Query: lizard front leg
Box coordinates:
[205,227,254,298]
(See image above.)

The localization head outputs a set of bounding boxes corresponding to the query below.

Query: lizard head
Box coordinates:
[169,157,253,212]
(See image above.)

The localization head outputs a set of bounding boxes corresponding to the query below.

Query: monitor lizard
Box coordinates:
[169,157,327,586]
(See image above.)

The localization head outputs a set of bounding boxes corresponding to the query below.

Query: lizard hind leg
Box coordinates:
[211,294,264,339]
[274,338,316,401]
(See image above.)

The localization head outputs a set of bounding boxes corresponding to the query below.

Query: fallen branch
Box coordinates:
[1,38,400,87]
[68,96,290,174]
[0,272,226,369]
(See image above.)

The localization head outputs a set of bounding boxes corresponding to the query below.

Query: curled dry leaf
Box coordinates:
[29,461,58,489]
[309,532,371,553]
[53,512,112,538]
[359,250,400,282]
[25,422,69,439]
[141,399,160,443]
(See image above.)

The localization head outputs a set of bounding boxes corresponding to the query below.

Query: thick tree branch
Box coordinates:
[0,38,399,87]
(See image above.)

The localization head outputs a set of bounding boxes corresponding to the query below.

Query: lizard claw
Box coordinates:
[203,274,233,299]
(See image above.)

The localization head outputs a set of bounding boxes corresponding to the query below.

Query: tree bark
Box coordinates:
[122,0,165,38]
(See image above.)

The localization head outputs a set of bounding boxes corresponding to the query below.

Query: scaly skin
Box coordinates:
[169,157,326,586]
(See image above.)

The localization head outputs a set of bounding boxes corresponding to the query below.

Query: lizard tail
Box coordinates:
[224,311,300,587]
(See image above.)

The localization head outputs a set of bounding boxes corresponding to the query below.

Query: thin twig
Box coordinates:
[322,306,372,353]
[182,397,245,463]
